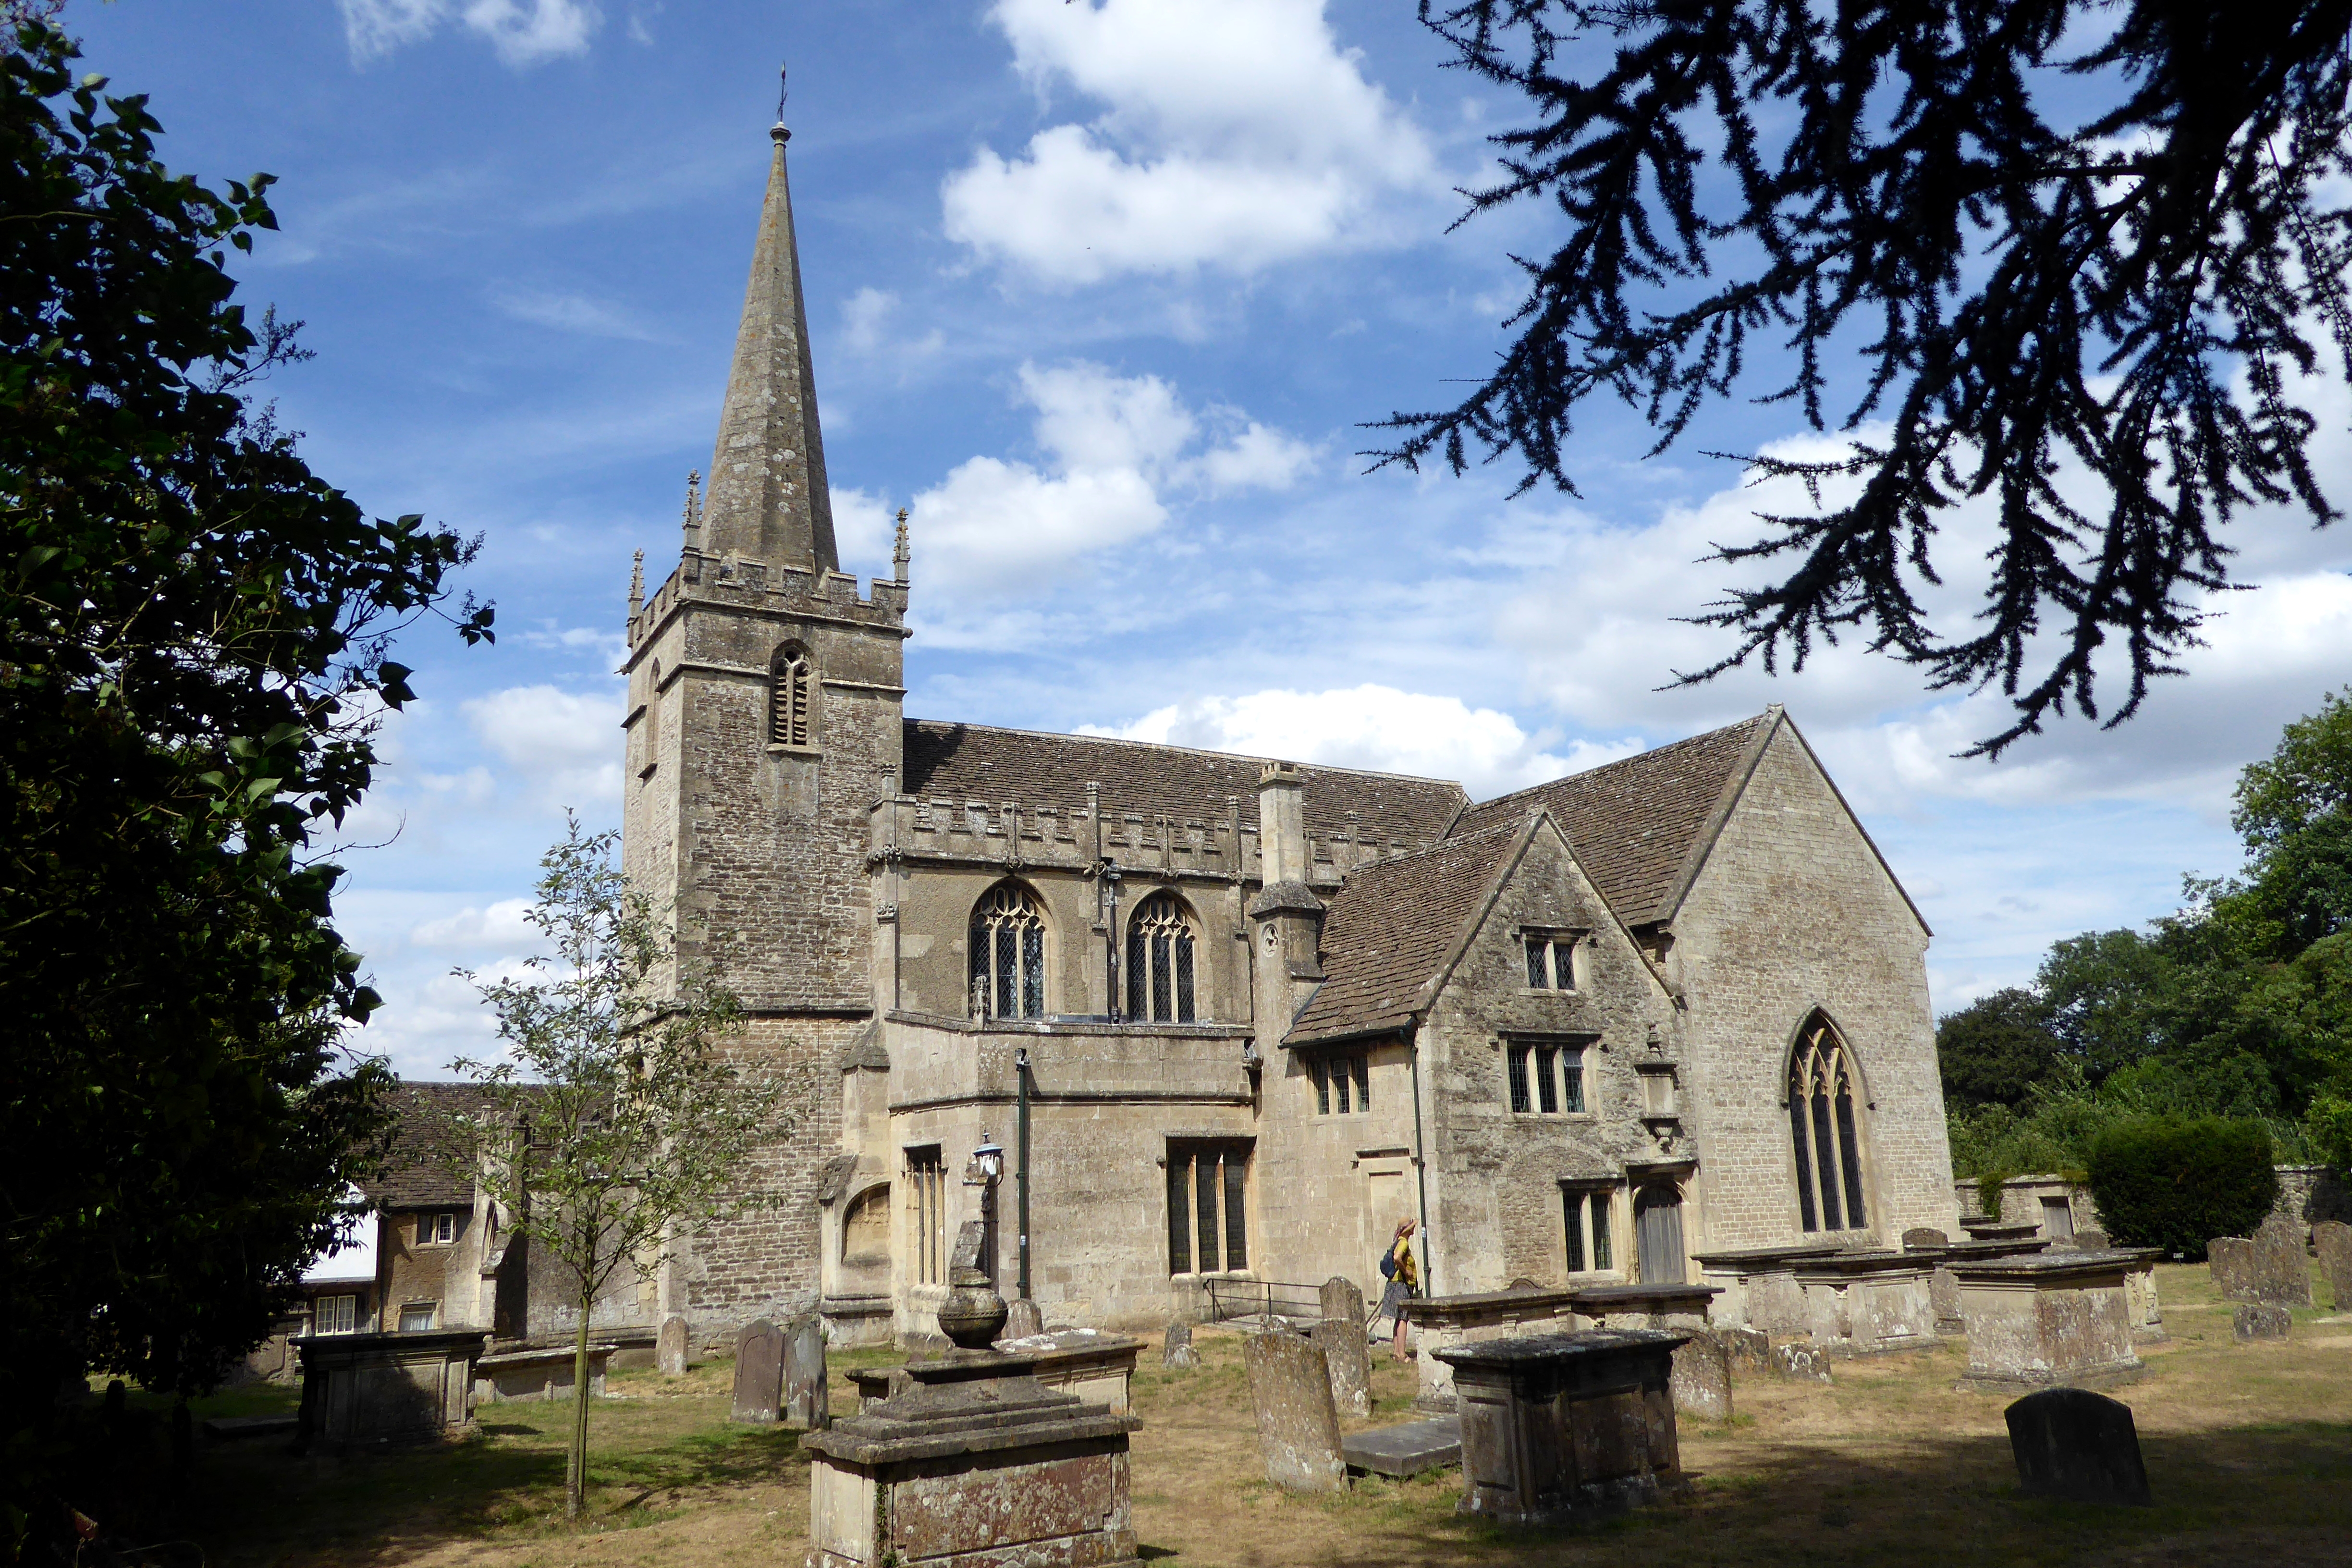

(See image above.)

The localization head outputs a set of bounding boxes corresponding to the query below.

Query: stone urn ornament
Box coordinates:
[936,1220,1008,1348]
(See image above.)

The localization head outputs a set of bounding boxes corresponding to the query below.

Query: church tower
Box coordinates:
[621,116,907,1325]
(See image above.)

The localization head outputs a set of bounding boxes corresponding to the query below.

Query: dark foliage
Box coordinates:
[1380,0,2352,755]
[1937,987,2062,1110]
[2086,1116,2278,1258]
[0,22,488,1546]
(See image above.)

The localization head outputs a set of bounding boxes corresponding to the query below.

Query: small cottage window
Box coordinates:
[416,1212,456,1246]
[969,882,1045,1019]
[1310,1053,1371,1115]
[397,1303,439,1332]
[1507,1041,1584,1115]
[315,1295,357,1335]
[1126,893,1197,1023]
[1788,1016,1870,1233]
[1523,931,1579,990]
[770,643,813,747]
[1563,1188,1616,1274]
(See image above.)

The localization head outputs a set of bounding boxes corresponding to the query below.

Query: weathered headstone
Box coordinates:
[1771,1341,1833,1384]
[2233,1303,2292,1341]
[731,1318,784,1423]
[999,1298,1043,1342]
[1714,1326,1770,1372]
[1901,1226,1948,1250]
[1929,1263,1966,1336]
[1242,1330,1347,1492]
[2075,1228,2110,1252]
[1311,1318,1371,1419]
[2004,1388,2151,1506]
[2254,1214,2314,1306]
[1319,1275,1366,1327]
[1162,1320,1200,1370]
[1670,1332,1732,1422]
[2208,1237,2260,1302]
[783,1313,828,1431]
[2315,1220,2352,1311]
[657,1314,689,1378]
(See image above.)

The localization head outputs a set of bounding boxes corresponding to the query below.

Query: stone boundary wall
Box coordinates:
[1954,1165,2351,1241]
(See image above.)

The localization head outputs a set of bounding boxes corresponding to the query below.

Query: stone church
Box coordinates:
[622,121,1961,1345]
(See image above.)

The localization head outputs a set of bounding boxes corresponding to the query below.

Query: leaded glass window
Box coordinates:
[1788,1017,1870,1233]
[968,882,1045,1019]
[1125,892,1198,1023]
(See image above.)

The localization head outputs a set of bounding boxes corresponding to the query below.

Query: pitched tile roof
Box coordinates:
[1285,818,1529,1045]
[1451,712,1774,926]
[360,1081,502,1210]
[902,720,1467,849]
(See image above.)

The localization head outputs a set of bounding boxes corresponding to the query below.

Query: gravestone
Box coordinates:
[1901,1227,1948,1250]
[2315,1220,2352,1311]
[2208,1237,2260,1302]
[2233,1303,2291,1341]
[2254,1214,2314,1306]
[1771,1341,1833,1384]
[657,1314,689,1378]
[731,1318,784,1423]
[1714,1326,1770,1372]
[783,1313,828,1431]
[1669,1332,1732,1422]
[1242,1330,1347,1492]
[1319,1275,1366,1327]
[2004,1388,2151,1506]
[1000,1298,1043,1342]
[2075,1228,2110,1252]
[1311,1318,1371,1419]
[1162,1320,1200,1370]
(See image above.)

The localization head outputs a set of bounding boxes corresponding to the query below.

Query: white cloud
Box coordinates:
[489,284,663,342]
[942,0,1439,282]
[858,362,1313,621]
[409,897,540,951]
[338,0,602,68]
[460,684,623,809]
[1086,685,1640,800]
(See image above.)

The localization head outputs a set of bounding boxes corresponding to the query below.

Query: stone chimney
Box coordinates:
[1249,761,1324,1047]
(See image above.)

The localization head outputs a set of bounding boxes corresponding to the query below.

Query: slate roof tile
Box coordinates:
[360,1081,502,1210]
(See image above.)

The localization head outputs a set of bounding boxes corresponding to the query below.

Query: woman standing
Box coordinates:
[1373,1217,1420,1362]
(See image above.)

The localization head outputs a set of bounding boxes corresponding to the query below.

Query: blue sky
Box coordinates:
[66,0,2352,1075]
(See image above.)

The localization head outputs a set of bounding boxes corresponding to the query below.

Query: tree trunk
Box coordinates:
[565,1288,593,1518]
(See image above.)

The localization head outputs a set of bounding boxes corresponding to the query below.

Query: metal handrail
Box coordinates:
[1201,1277,1328,1323]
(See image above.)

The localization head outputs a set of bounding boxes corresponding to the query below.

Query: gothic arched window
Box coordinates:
[770,643,812,748]
[1126,892,1197,1023]
[1788,1017,1870,1233]
[969,882,1045,1019]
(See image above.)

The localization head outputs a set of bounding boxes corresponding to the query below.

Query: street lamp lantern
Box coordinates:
[966,1134,1004,1188]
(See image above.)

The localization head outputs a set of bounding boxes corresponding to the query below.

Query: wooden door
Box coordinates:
[1634,1184,1685,1285]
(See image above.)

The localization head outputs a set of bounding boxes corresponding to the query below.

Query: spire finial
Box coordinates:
[683,469,702,552]
[773,62,790,143]
[893,506,910,584]
[628,548,645,617]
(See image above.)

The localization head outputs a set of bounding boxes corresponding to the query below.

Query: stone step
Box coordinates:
[1342,1417,1460,1478]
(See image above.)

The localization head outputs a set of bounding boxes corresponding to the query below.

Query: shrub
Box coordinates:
[2086,1117,2278,1259]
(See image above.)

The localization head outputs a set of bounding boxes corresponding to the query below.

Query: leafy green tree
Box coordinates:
[448,820,802,1520]
[1936,987,2061,1111]
[1381,0,2352,755]
[0,20,488,1541]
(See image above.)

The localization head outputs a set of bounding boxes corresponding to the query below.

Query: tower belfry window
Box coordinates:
[770,644,812,748]
[1126,893,1197,1023]
[1788,1017,1870,1233]
[969,882,1045,1019]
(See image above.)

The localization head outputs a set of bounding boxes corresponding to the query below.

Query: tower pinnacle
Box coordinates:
[698,118,838,573]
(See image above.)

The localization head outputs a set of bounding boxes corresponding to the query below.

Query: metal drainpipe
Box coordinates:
[1016,1046,1033,1302]
[1408,1025,1433,1298]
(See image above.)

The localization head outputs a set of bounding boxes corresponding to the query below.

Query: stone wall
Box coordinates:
[1665,724,1958,1250]
[1952,1166,2352,1243]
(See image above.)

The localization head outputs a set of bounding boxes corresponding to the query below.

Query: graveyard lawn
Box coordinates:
[151,1264,2352,1568]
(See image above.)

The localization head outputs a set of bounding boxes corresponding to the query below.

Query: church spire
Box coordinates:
[699,110,838,574]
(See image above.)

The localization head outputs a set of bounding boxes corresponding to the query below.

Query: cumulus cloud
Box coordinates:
[856,362,1313,618]
[338,0,602,68]
[460,684,623,809]
[1085,685,1640,801]
[942,0,1439,282]
[409,897,541,951]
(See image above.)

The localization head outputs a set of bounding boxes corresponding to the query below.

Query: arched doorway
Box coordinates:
[1634,1183,1686,1285]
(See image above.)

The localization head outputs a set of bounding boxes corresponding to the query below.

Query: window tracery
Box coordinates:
[770,643,812,747]
[1788,1016,1870,1232]
[1126,892,1197,1023]
[969,882,1045,1019]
